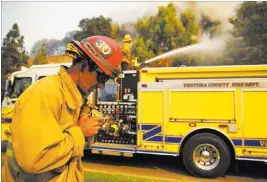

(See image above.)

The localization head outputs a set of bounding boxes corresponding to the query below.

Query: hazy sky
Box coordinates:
[1,1,240,53]
[2,1,168,52]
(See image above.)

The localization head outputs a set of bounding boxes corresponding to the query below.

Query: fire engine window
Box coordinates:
[97,83,117,102]
[11,77,32,98]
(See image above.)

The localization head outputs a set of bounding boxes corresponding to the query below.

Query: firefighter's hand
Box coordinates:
[78,114,104,137]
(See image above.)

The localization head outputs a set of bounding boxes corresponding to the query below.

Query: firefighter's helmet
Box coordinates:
[123,34,132,42]
[70,36,122,79]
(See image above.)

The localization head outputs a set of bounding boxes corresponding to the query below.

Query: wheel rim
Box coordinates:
[193,143,220,170]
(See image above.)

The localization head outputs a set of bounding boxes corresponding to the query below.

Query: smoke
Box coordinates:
[170,2,241,66]
[175,2,241,32]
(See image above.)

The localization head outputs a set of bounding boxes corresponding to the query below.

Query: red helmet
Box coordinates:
[71,36,122,78]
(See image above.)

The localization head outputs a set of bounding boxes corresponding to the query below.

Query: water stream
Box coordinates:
[144,37,226,65]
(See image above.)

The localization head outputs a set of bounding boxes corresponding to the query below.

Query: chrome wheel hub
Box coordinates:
[193,144,220,170]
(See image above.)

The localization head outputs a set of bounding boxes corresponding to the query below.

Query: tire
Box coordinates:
[182,133,231,178]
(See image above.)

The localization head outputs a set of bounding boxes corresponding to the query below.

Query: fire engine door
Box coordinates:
[138,90,165,151]
[242,89,267,157]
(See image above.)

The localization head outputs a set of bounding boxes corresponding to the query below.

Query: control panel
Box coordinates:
[95,102,137,145]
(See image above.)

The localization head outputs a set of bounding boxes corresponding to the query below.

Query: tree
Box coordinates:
[33,43,48,64]
[132,3,199,64]
[74,15,112,41]
[180,10,199,41]
[199,13,222,38]
[1,23,29,72]
[132,37,155,62]
[110,23,121,41]
[223,2,267,65]
[31,39,64,56]
[1,23,29,101]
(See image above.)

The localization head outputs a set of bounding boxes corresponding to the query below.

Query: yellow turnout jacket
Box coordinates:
[2,66,85,182]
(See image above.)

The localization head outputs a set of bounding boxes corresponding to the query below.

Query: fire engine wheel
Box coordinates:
[182,133,231,178]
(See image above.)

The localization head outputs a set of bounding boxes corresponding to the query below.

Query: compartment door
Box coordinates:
[138,90,165,151]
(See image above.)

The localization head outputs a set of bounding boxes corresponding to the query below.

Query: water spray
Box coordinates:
[138,37,226,68]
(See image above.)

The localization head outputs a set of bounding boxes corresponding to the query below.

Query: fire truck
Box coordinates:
[2,64,267,178]
[88,64,267,178]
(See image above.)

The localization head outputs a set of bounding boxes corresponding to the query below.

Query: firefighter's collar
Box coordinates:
[58,66,83,110]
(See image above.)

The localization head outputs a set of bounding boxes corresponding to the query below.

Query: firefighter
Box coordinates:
[121,34,134,70]
[1,36,123,182]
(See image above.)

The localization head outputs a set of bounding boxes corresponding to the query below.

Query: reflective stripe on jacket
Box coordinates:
[1,66,85,182]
